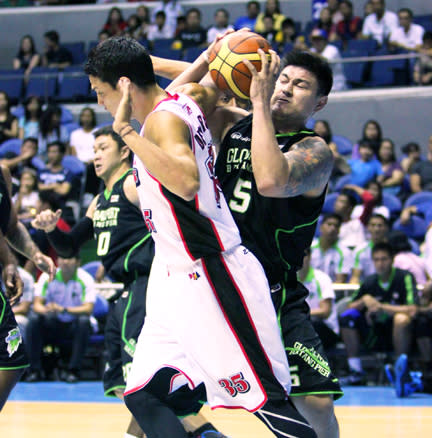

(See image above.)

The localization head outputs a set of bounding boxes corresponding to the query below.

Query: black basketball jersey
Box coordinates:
[0,168,11,236]
[216,114,326,287]
[93,170,154,284]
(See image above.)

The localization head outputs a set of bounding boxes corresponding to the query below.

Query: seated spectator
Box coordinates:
[0,91,18,145]
[335,0,363,42]
[177,8,207,50]
[103,7,127,37]
[352,119,383,159]
[12,167,39,225]
[18,96,42,140]
[315,6,338,42]
[413,31,432,86]
[38,105,70,160]
[207,8,233,45]
[348,180,390,221]
[26,253,95,383]
[0,137,38,182]
[41,30,73,69]
[350,213,390,284]
[259,14,278,45]
[389,8,424,52]
[125,14,142,40]
[97,30,110,44]
[274,17,297,52]
[339,242,418,384]
[310,213,353,283]
[136,4,151,39]
[254,0,285,34]
[147,11,173,42]
[151,0,184,37]
[13,35,40,80]
[363,1,374,18]
[400,141,422,173]
[38,141,75,207]
[361,0,398,46]
[12,266,34,343]
[409,135,432,192]
[309,28,347,91]
[376,138,404,196]
[234,0,260,31]
[327,0,344,25]
[388,231,429,286]
[347,140,383,187]
[298,247,340,350]
[173,15,187,39]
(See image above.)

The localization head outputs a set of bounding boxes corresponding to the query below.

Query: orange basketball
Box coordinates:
[208,32,271,100]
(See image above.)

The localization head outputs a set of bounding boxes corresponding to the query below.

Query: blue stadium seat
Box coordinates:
[152,38,175,53]
[333,174,351,192]
[0,138,22,157]
[408,238,420,255]
[31,156,46,171]
[62,155,85,176]
[322,192,339,214]
[404,191,432,209]
[342,50,367,87]
[183,46,205,63]
[382,193,402,218]
[367,48,409,87]
[63,42,86,65]
[57,75,90,102]
[154,48,182,61]
[92,294,109,319]
[87,40,98,52]
[26,67,58,99]
[63,122,80,136]
[156,75,171,89]
[60,105,74,124]
[333,134,353,156]
[346,39,378,54]
[392,216,428,242]
[0,69,23,102]
[82,260,102,278]
[413,15,432,32]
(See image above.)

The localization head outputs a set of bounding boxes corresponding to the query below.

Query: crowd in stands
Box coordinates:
[0,0,431,392]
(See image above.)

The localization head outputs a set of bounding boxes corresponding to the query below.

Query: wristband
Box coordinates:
[119,124,133,137]
[120,126,135,138]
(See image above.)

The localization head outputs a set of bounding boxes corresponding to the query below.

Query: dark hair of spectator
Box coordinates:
[47,141,66,155]
[79,107,97,129]
[0,91,11,112]
[372,241,394,258]
[398,8,413,18]
[367,213,389,227]
[186,8,202,19]
[339,189,358,207]
[378,138,397,162]
[360,119,382,154]
[24,95,42,121]
[281,17,295,29]
[248,1,261,11]
[365,179,383,204]
[401,142,420,155]
[155,10,167,19]
[321,212,343,225]
[22,136,38,148]
[105,7,125,26]
[44,30,60,45]
[340,0,353,9]
[215,8,229,18]
[315,120,332,144]
[265,0,281,14]
[39,105,62,138]
[388,230,412,253]
[280,51,333,96]
[85,37,156,90]
[39,189,62,211]
[18,35,37,57]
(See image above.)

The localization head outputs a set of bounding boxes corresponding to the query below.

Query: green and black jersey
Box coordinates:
[93,169,154,284]
[215,114,326,288]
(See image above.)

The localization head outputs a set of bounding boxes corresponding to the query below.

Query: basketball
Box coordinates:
[208,32,271,100]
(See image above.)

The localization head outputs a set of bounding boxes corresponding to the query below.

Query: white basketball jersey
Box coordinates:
[133,92,241,264]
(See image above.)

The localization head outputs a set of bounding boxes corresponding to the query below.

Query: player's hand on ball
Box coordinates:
[243,49,280,105]
[113,77,133,135]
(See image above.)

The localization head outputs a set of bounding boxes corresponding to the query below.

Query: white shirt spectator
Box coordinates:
[311,43,347,91]
[147,23,174,41]
[339,218,367,249]
[207,24,234,44]
[70,128,95,163]
[352,204,390,220]
[151,1,184,37]
[352,241,375,282]
[362,10,398,44]
[310,238,353,282]
[17,266,34,305]
[303,267,339,334]
[390,23,424,49]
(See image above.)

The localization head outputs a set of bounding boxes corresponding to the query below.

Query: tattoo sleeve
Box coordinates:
[6,221,39,261]
[283,137,334,197]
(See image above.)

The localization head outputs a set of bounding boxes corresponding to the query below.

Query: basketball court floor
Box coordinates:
[1,382,431,437]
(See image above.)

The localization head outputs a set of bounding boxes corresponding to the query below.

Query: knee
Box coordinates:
[394,312,412,327]
[307,394,335,420]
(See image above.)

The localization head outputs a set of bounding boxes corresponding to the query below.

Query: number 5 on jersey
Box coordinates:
[229,178,252,214]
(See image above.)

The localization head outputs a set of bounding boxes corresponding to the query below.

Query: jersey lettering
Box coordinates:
[97,231,111,256]
[143,209,157,233]
[218,372,251,397]
[205,145,221,208]
[229,179,252,213]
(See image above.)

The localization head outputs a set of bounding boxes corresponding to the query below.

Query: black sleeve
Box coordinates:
[47,216,94,258]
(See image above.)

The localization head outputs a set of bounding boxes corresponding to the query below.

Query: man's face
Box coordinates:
[334,194,351,215]
[398,11,411,29]
[367,218,388,242]
[340,2,352,19]
[90,75,123,118]
[47,144,62,165]
[186,11,200,28]
[270,65,325,123]
[359,145,374,161]
[215,11,228,28]
[320,217,341,242]
[93,134,124,180]
[21,140,37,158]
[44,37,55,50]
[57,256,79,276]
[371,0,384,15]
[248,3,259,18]
[372,250,393,276]
[310,36,327,52]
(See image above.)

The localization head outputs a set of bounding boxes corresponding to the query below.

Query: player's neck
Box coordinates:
[105,163,130,192]
[272,114,304,134]
[134,84,167,125]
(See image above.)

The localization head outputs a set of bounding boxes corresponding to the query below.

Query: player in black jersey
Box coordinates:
[32,127,222,438]
[159,38,342,437]
[0,165,55,411]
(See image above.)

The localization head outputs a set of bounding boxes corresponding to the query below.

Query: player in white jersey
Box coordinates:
[85,37,316,438]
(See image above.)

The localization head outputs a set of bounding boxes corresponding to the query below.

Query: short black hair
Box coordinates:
[339,189,358,208]
[47,141,66,155]
[186,7,201,19]
[280,51,333,96]
[79,107,97,128]
[372,241,394,258]
[401,141,420,154]
[398,8,413,18]
[215,8,229,18]
[247,1,260,10]
[367,213,389,227]
[93,126,132,165]
[22,136,38,148]
[281,17,295,29]
[340,0,353,9]
[321,212,343,226]
[39,189,62,211]
[85,36,156,90]
[44,30,60,45]
[388,230,412,254]
[155,10,166,19]
[359,139,374,149]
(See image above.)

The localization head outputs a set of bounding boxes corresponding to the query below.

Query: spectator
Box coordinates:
[309,28,347,91]
[339,242,418,384]
[12,266,35,343]
[18,96,42,140]
[26,254,96,383]
[177,8,207,49]
[126,14,142,40]
[327,0,343,25]
[388,230,429,286]
[400,141,422,173]
[103,7,127,37]
[12,167,39,225]
[151,0,184,37]
[97,30,110,44]
[274,17,297,52]
[350,213,390,284]
[0,137,38,182]
[0,91,18,144]
[413,31,432,86]
[234,0,260,31]
[389,8,424,52]
[38,141,75,206]
[410,135,432,192]
[135,5,151,41]
[335,0,363,42]
[254,0,285,34]
[352,119,383,159]
[259,14,278,44]
[38,105,70,160]
[361,0,398,46]
[347,140,383,187]
[315,7,338,41]
[376,138,404,196]
[173,15,187,39]
[298,248,340,350]
[363,1,374,18]
[42,30,73,69]
[207,8,233,45]
[348,180,390,221]
[147,11,173,42]
[310,213,353,283]
[13,35,40,80]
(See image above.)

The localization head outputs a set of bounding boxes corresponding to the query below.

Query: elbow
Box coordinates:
[181,180,200,201]
[255,176,284,197]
